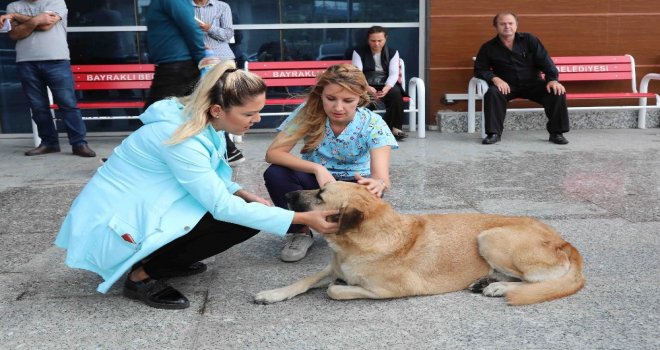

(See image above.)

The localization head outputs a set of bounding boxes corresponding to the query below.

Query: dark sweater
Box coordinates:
[146,0,206,64]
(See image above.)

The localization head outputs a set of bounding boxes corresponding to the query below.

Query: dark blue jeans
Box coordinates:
[17,60,87,147]
[264,164,319,233]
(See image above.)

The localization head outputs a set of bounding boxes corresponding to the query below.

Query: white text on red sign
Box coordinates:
[84,73,155,81]
[271,70,323,78]
[557,65,610,73]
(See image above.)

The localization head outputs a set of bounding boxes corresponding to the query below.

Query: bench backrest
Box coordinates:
[246,59,408,89]
[245,60,349,87]
[71,64,155,90]
[552,54,637,91]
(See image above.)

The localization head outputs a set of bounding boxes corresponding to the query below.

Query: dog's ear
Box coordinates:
[338,206,364,232]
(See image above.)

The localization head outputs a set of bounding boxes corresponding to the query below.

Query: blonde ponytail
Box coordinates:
[167,61,267,144]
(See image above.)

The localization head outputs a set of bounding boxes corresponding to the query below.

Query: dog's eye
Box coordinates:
[315,190,323,202]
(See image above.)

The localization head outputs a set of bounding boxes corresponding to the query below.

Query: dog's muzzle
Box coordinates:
[285,190,309,212]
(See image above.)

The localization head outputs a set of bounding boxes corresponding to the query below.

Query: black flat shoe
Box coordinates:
[549,133,569,144]
[162,262,208,278]
[482,134,501,144]
[123,277,189,309]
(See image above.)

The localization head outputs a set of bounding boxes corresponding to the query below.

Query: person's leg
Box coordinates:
[17,61,60,149]
[382,84,405,133]
[43,60,88,147]
[125,213,258,309]
[482,86,509,138]
[536,90,570,134]
[225,132,245,164]
[141,213,259,279]
[264,164,319,262]
[523,83,570,143]
[144,60,200,109]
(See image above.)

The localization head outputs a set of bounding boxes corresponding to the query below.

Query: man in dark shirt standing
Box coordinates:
[474,12,569,145]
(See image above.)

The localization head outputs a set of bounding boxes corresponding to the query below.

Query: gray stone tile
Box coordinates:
[0,297,202,349]
[0,128,659,349]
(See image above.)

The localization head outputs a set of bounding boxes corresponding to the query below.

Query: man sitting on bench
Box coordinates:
[474,12,570,145]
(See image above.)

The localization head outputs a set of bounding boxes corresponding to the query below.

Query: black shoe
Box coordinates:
[482,134,501,145]
[227,148,245,165]
[549,133,569,144]
[72,143,96,157]
[123,277,189,309]
[25,145,60,156]
[162,262,208,278]
[393,131,408,141]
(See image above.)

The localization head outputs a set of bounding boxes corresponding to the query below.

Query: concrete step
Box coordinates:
[436,109,660,133]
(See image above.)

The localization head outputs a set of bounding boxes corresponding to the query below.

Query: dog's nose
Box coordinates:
[285,190,300,204]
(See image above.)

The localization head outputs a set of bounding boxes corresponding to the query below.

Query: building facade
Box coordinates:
[0,0,424,133]
[2,1,659,134]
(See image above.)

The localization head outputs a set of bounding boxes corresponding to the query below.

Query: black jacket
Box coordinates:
[474,32,559,86]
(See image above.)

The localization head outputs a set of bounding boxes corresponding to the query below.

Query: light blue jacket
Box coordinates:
[55,99,293,293]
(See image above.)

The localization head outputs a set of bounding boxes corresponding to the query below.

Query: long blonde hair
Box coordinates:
[167,61,267,144]
[275,63,371,153]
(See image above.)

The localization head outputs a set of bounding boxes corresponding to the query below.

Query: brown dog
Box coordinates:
[254,182,585,305]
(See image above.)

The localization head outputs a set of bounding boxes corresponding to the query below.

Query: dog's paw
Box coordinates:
[254,288,290,305]
[468,277,496,293]
[482,282,515,297]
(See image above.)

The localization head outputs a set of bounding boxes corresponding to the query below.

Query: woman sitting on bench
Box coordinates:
[350,25,407,141]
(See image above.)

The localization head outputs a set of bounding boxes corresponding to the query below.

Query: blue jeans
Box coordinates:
[17,60,87,147]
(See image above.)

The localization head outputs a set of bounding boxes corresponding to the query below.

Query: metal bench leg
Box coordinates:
[468,77,488,138]
[408,77,426,138]
[638,73,660,129]
[31,119,41,147]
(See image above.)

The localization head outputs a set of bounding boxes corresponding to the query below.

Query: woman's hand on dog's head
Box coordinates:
[293,210,340,234]
[354,173,387,198]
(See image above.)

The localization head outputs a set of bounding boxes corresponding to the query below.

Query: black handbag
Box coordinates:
[364,71,388,88]
[364,45,391,89]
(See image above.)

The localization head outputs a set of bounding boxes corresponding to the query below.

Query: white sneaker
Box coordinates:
[280,232,314,262]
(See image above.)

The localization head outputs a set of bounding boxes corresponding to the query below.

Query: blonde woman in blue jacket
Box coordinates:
[55,61,339,310]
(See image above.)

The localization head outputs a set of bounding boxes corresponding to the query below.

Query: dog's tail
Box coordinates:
[506,243,585,306]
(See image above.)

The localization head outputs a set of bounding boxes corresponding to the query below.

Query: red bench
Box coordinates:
[467,54,660,137]
[245,60,426,138]
[33,64,154,146]
[34,60,428,145]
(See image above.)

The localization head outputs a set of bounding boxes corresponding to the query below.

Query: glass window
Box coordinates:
[225,0,419,24]
[224,0,280,25]
[348,0,418,22]
[0,0,421,134]
[241,27,420,129]
[67,0,138,27]
[0,41,30,133]
[241,28,419,78]
[68,32,140,64]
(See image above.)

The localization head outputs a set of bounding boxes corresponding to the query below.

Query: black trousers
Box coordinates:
[483,82,570,136]
[145,60,200,109]
[142,213,259,279]
[370,84,405,130]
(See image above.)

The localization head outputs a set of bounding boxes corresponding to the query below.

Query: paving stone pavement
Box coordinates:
[0,128,659,349]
